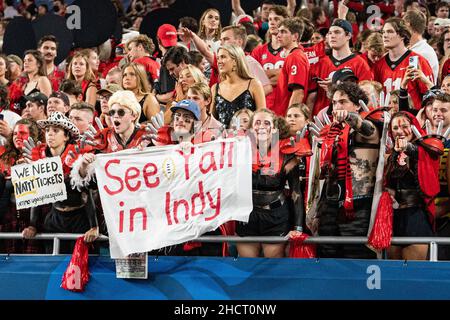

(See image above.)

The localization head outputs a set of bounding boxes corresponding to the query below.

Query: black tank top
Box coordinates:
[214,79,257,127]
[138,94,148,123]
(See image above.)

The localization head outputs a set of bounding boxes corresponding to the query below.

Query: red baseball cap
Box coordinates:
[157,24,178,47]
[234,14,254,26]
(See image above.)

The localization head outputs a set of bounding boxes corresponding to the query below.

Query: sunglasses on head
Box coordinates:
[108,108,129,117]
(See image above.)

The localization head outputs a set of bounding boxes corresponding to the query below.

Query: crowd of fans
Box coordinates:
[1,0,450,261]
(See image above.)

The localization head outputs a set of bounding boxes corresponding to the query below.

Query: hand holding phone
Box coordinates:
[409,56,419,69]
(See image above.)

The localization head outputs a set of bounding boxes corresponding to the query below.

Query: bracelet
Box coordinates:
[294,226,303,232]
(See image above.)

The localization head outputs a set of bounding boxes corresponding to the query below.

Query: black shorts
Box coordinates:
[236,201,290,237]
[393,206,434,238]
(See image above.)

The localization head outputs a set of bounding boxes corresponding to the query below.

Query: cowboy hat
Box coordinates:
[37,111,80,140]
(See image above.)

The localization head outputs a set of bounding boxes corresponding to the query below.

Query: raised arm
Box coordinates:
[333,110,377,139]
[287,0,297,17]
[179,27,215,65]
[231,0,246,16]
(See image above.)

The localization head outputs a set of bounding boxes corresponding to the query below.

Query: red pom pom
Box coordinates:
[61,237,90,292]
[289,233,316,258]
[368,191,393,250]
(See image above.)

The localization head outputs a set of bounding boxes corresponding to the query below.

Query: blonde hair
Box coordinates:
[188,82,212,114]
[126,34,156,55]
[287,103,311,120]
[359,80,383,96]
[180,64,207,85]
[198,8,221,41]
[188,82,211,99]
[218,44,253,81]
[365,32,384,55]
[233,108,254,119]
[66,52,96,82]
[108,90,142,124]
[121,62,151,95]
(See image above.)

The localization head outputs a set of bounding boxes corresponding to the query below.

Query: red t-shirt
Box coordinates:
[272,47,310,116]
[48,68,65,91]
[310,53,373,116]
[442,58,450,83]
[251,42,286,111]
[373,50,434,110]
[302,41,326,66]
[134,56,161,83]
[209,55,220,88]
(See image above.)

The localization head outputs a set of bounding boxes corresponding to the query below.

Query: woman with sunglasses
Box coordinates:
[21,112,99,253]
[71,90,148,187]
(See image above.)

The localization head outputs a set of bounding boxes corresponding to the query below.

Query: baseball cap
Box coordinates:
[98,83,122,95]
[25,91,48,106]
[115,43,125,56]
[49,91,70,106]
[422,88,444,107]
[434,18,450,27]
[157,24,178,48]
[234,14,254,26]
[331,19,353,34]
[332,68,358,84]
[171,99,201,121]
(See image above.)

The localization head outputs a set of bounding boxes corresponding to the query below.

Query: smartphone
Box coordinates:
[0,114,4,121]
[313,77,324,82]
[409,56,419,69]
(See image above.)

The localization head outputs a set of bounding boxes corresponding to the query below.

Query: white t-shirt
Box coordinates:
[0,110,21,145]
[411,39,439,84]
[246,55,271,87]
[4,6,19,19]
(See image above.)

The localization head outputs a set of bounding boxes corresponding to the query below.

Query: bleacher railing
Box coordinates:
[0,233,448,261]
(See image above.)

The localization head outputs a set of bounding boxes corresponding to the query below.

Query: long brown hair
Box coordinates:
[198,8,221,41]
[121,62,151,95]
[66,52,96,82]
[24,50,46,77]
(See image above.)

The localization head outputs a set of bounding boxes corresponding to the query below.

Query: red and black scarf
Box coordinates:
[320,123,354,219]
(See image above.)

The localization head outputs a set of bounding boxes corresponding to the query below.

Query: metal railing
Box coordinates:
[0,233,449,261]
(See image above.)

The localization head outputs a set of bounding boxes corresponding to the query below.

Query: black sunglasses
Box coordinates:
[108,109,128,117]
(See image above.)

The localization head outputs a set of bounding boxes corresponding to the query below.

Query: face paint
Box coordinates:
[391,116,413,141]
[13,124,30,149]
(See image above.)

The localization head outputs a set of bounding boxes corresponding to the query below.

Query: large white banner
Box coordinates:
[11,157,67,210]
[94,137,253,258]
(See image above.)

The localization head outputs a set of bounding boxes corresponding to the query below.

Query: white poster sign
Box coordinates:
[94,137,253,258]
[11,156,67,210]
